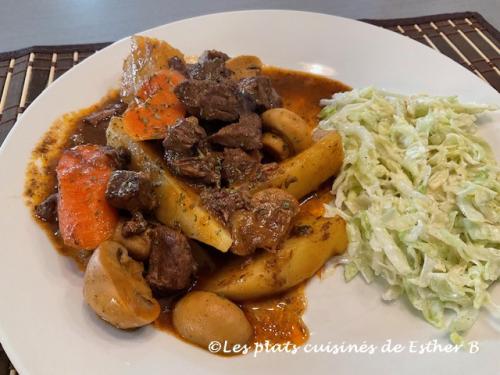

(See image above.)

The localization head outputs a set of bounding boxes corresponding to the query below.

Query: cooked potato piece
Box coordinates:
[173,291,252,350]
[83,241,160,329]
[261,108,312,153]
[199,215,347,300]
[225,55,262,80]
[121,35,184,103]
[262,132,291,161]
[106,118,233,252]
[257,131,343,199]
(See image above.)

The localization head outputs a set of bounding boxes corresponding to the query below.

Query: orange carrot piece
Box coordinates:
[56,145,118,250]
[123,69,185,140]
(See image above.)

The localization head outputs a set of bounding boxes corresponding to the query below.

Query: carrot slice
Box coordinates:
[56,145,118,250]
[123,69,185,140]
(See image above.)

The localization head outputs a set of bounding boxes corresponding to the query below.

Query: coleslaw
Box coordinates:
[317,87,499,342]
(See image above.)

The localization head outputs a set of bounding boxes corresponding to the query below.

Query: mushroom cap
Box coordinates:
[83,240,160,329]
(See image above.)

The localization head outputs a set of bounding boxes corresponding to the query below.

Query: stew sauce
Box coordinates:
[24,67,349,347]
[263,66,351,129]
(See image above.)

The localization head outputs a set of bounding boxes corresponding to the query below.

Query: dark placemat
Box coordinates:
[0,11,499,374]
[363,12,500,87]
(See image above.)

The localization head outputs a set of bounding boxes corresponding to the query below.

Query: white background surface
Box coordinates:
[0,10,499,375]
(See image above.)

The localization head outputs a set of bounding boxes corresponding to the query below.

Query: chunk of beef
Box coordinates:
[221,148,260,186]
[165,151,221,186]
[105,170,157,212]
[209,113,262,151]
[229,211,256,256]
[187,59,231,81]
[199,50,230,63]
[169,50,231,82]
[187,50,231,81]
[250,189,299,250]
[162,117,221,185]
[221,148,277,187]
[174,79,242,122]
[146,225,195,292]
[103,146,131,170]
[188,239,217,275]
[238,76,282,112]
[72,105,128,147]
[162,117,207,155]
[168,56,187,75]
[187,61,230,81]
[200,188,250,224]
[122,212,148,237]
[34,193,58,223]
[230,188,299,256]
[83,102,127,126]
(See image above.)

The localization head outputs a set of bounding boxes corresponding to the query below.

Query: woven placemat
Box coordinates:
[0,11,499,374]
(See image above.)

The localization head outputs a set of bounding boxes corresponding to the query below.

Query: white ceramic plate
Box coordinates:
[0,10,499,375]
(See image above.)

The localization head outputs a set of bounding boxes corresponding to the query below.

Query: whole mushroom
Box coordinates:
[172,291,253,351]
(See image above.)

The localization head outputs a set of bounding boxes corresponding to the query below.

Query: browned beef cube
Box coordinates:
[209,113,262,151]
[34,193,58,223]
[162,116,207,155]
[174,79,242,122]
[83,102,127,126]
[200,188,250,224]
[221,148,260,186]
[105,170,157,212]
[238,76,282,112]
[164,152,221,186]
[230,188,299,256]
[146,225,195,292]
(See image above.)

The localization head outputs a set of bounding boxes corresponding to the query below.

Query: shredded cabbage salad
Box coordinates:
[317,87,499,342]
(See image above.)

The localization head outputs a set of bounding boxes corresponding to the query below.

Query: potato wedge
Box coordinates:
[257,131,343,199]
[121,35,184,103]
[199,215,347,300]
[106,117,232,252]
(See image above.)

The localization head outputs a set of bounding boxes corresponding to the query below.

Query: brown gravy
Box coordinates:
[24,67,350,348]
[24,91,121,269]
[263,66,351,129]
[241,285,308,345]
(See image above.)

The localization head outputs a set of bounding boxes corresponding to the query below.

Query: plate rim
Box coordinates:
[0,9,499,375]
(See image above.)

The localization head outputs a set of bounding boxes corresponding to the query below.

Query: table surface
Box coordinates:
[1,0,499,53]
